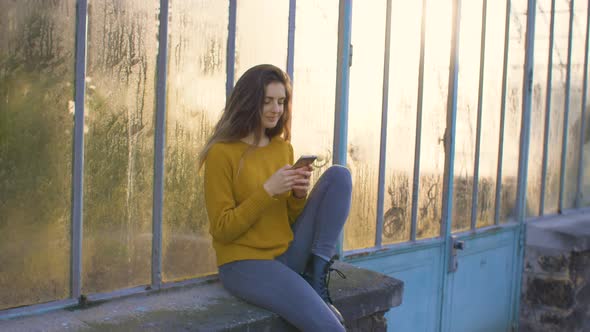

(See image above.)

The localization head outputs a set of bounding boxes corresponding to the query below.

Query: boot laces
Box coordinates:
[321,258,347,302]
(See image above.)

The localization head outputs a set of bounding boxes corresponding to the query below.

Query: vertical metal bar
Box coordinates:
[226,0,237,97]
[410,0,428,242]
[286,0,296,81]
[558,0,575,212]
[494,0,512,225]
[539,0,556,216]
[71,0,88,301]
[151,0,169,290]
[511,0,536,328]
[439,0,461,328]
[333,0,352,256]
[375,0,392,247]
[471,0,488,230]
[575,0,590,208]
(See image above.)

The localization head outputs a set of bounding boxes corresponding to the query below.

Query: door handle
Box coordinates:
[449,237,465,273]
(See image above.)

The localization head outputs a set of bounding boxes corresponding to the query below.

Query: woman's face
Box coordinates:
[260,81,286,130]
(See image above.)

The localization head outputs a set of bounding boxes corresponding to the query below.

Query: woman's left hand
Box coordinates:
[292,165,312,199]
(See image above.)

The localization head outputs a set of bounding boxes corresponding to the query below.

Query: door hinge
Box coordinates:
[349,44,353,67]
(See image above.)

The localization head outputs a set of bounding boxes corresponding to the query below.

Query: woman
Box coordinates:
[199,64,352,331]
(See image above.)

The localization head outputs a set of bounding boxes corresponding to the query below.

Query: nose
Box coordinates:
[272,101,281,113]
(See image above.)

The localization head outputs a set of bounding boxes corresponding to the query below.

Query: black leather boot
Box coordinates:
[303,254,346,325]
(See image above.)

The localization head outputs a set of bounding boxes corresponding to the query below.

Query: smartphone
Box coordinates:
[291,155,317,169]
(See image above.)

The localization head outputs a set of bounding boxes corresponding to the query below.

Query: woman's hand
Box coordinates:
[291,165,312,199]
[263,165,312,197]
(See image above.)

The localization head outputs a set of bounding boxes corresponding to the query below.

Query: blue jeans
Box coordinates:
[218,165,352,332]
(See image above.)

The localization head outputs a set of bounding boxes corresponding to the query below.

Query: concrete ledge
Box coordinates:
[526,212,590,252]
[0,262,403,331]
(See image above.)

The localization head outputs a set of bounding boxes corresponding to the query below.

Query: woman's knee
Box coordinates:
[324,165,352,191]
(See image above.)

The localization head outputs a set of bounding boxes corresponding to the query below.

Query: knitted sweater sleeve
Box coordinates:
[204,144,276,243]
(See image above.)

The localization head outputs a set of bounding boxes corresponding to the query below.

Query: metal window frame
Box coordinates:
[226,0,237,98]
[333,0,353,257]
[471,0,489,230]
[494,0,513,225]
[511,0,537,328]
[558,0,575,212]
[438,0,462,326]
[539,0,556,216]
[151,0,170,290]
[71,0,88,301]
[575,0,590,208]
[375,0,393,247]
[409,0,429,242]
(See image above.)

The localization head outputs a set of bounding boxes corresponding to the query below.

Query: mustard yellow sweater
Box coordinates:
[203,137,307,267]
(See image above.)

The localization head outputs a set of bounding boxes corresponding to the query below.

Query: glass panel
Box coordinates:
[382,0,422,244]
[343,0,386,250]
[163,0,227,282]
[476,0,507,228]
[526,0,551,218]
[291,1,337,200]
[0,0,75,310]
[452,0,484,232]
[563,0,588,209]
[234,0,289,80]
[543,0,569,214]
[83,0,158,293]
[417,0,453,238]
[499,0,526,223]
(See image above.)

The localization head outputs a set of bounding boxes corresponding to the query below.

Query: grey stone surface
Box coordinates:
[526,212,590,252]
[520,212,590,332]
[0,262,403,332]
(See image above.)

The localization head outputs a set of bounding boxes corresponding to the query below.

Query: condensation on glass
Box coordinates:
[381,0,423,244]
[0,0,75,309]
[234,0,289,79]
[452,0,485,232]
[564,0,589,209]
[82,0,158,293]
[290,1,337,202]
[526,0,551,218]
[499,0,527,223]
[163,0,227,281]
[343,0,386,250]
[416,0,453,238]
[543,0,569,215]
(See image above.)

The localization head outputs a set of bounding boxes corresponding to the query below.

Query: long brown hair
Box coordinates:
[198,64,293,170]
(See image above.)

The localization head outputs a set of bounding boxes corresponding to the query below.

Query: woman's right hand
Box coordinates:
[263,165,305,197]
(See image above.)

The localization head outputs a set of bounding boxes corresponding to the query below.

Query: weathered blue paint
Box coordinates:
[445,229,517,331]
[151,0,170,290]
[226,0,236,98]
[71,0,88,300]
[439,0,461,329]
[511,0,537,329]
[348,245,444,332]
[375,0,393,247]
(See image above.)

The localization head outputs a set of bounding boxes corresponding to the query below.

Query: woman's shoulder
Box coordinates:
[270,136,292,149]
[207,140,244,160]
